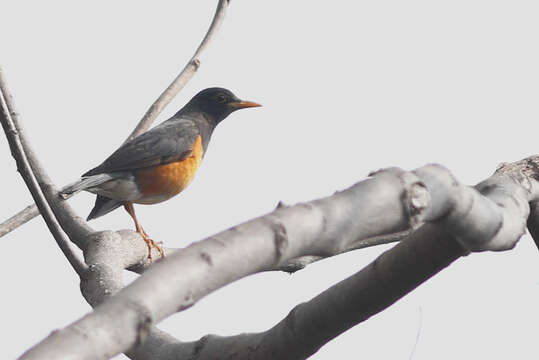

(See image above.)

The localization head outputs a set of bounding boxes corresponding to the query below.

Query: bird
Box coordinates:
[60,87,261,259]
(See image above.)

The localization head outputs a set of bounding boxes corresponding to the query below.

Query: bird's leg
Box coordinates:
[123,202,165,260]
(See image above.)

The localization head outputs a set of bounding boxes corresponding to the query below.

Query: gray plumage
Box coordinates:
[58,87,260,221]
[59,173,126,200]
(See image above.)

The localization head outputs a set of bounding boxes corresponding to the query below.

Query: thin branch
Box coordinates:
[0,0,231,240]
[124,0,229,143]
[278,229,412,273]
[0,69,92,243]
[0,204,38,237]
[409,306,423,360]
[0,67,87,276]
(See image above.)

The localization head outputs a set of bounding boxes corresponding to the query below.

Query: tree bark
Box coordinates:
[18,160,539,359]
[2,1,539,359]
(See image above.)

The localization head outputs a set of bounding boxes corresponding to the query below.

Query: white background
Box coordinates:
[1,1,539,359]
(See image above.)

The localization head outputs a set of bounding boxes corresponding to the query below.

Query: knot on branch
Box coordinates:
[402,178,430,229]
[275,200,287,210]
[266,216,289,263]
[191,58,201,70]
[413,164,531,252]
[124,301,154,347]
[371,166,432,227]
[192,335,212,358]
[178,291,196,312]
[200,251,213,266]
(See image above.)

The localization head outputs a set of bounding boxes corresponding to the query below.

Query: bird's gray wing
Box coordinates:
[83,118,200,176]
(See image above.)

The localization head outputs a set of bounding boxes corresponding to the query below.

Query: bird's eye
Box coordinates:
[216,94,227,103]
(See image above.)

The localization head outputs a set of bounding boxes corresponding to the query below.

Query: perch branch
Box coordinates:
[125,226,462,360]
[21,158,539,359]
[122,159,539,360]
[19,165,432,359]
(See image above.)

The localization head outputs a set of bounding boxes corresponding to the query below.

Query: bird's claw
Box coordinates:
[139,231,165,261]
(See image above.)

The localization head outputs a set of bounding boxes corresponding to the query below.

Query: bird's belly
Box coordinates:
[133,141,203,205]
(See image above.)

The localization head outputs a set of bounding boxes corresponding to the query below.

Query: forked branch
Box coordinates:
[19,159,539,359]
[4,1,539,359]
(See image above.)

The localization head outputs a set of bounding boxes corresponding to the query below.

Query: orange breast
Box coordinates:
[134,135,203,204]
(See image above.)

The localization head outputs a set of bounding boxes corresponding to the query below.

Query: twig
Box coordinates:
[124,0,229,143]
[409,306,423,360]
[0,204,38,237]
[0,68,92,243]
[0,67,88,275]
[278,229,412,273]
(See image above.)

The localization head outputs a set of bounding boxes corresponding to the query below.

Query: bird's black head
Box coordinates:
[185,87,261,124]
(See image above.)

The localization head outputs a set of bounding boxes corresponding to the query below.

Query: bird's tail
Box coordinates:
[87,195,124,220]
[59,174,117,200]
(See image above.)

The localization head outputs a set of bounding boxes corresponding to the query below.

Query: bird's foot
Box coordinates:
[139,232,165,261]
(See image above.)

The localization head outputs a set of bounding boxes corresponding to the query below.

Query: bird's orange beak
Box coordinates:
[229,100,262,109]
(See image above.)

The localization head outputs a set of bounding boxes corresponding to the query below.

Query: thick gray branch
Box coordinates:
[20,158,539,359]
[19,166,431,359]
[159,225,464,360]
[5,0,539,356]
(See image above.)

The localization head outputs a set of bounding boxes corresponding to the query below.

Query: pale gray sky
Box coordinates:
[1,1,539,359]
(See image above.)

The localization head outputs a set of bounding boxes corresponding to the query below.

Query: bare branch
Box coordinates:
[278,229,412,273]
[21,158,539,359]
[200,225,464,360]
[0,0,231,240]
[126,226,462,360]
[7,0,538,357]
[19,165,432,359]
[127,160,539,360]
[124,0,229,143]
[0,67,87,275]
[0,204,38,237]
